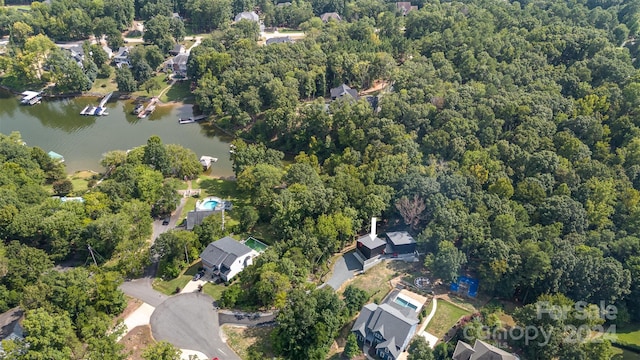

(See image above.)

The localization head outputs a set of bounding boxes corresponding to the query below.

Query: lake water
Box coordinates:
[0,90,234,177]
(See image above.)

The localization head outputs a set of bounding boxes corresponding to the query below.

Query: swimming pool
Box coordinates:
[201,200,219,210]
[195,196,223,211]
[394,296,418,310]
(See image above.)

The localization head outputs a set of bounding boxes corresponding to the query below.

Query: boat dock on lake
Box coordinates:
[80,92,112,116]
[178,115,207,124]
[138,98,157,118]
[21,91,42,106]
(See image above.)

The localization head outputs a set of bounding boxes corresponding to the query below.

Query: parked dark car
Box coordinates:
[162,217,170,225]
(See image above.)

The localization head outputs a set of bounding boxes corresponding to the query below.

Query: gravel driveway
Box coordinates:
[150,292,239,360]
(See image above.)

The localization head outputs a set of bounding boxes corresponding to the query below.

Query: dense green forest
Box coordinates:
[184,0,640,358]
[3,0,640,359]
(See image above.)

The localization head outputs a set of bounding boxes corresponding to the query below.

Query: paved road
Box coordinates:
[119,278,168,307]
[150,292,240,360]
[323,252,361,290]
[119,197,186,306]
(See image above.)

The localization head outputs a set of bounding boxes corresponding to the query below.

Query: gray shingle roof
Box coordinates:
[235,11,259,22]
[386,231,416,246]
[200,236,253,274]
[453,339,518,360]
[186,210,219,230]
[266,36,292,45]
[0,308,23,340]
[351,303,418,356]
[330,84,359,100]
[320,12,342,22]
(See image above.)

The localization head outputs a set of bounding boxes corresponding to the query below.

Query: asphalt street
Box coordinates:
[150,292,240,360]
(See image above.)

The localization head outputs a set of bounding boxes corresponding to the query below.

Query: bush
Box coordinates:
[52,179,73,195]
[97,63,112,79]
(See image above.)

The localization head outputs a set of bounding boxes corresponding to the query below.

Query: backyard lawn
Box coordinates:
[425,300,473,339]
[89,73,118,94]
[159,80,193,103]
[615,323,640,350]
[341,261,416,302]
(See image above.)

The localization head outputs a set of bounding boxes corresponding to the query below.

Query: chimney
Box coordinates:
[370,217,377,239]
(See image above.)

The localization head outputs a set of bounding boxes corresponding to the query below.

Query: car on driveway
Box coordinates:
[162,217,170,225]
[193,272,202,281]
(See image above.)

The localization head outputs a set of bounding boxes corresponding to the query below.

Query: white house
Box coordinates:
[200,236,258,282]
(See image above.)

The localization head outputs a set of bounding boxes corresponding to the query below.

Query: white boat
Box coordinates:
[20,91,42,105]
[179,117,195,124]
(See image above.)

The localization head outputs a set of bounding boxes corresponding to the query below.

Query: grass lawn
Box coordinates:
[3,5,31,10]
[341,261,415,302]
[159,80,193,103]
[152,262,201,295]
[89,73,118,94]
[152,275,191,295]
[425,300,472,339]
[611,346,640,360]
[615,323,640,348]
[132,73,170,98]
[202,282,226,300]
[69,170,95,194]
[179,197,197,222]
[222,325,276,359]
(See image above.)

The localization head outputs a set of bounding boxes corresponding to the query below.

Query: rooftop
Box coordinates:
[386,231,416,246]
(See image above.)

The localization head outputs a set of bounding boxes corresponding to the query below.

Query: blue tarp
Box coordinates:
[450,276,479,297]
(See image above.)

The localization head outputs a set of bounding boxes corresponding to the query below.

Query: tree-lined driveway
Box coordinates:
[150,292,240,360]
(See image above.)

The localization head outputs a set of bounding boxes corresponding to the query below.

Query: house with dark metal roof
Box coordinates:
[200,236,259,281]
[352,302,419,360]
[330,83,359,100]
[320,12,342,22]
[452,339,518,360]
[385,231,417,255]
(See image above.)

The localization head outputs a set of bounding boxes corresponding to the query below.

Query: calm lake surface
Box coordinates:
[0,89,234,176]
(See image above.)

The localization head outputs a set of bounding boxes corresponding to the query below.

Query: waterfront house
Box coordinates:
[330,83,359,101]
[166,53,189,76]
[200,236,258,281]
[452,339,518,360]
[169,44,186,56]
[351,302,419,360]
[113,47,132,67]
[320,12,342,22]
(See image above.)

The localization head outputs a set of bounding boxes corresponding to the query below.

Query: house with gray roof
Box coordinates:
[0,308,24,356]
[266,36,293,45]
[352,302,419,360]
[385,231,416,255]
[330,83,359,101]
[234,11,264,31]
[452,339,518,360]
[320,12,342,22]
[396,2,418,16]
[200,236,259,281]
